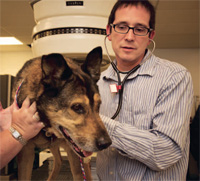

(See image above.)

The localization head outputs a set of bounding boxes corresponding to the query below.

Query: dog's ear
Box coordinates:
[81,46,102,83]
[41,53,72,87]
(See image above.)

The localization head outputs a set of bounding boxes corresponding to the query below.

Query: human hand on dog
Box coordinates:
[11,97,45,141]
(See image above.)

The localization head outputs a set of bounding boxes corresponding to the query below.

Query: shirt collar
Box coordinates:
[103,49,156,81]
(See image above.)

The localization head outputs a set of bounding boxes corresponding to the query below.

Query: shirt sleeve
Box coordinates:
[100,70,193,171]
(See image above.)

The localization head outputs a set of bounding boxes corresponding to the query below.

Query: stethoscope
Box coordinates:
[104,34,156,119]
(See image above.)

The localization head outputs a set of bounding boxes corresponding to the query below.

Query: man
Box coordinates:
[96,0,193,180]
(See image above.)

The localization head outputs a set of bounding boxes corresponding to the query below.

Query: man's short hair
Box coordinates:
[108,0,156,30]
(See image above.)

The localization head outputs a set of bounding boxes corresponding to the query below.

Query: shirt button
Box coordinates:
[111,148,115,151]
[110,171,113,175]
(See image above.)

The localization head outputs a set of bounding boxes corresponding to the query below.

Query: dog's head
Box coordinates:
[36,47,111,157]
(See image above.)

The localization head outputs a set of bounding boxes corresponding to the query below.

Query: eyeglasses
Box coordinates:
[110,23,153,36]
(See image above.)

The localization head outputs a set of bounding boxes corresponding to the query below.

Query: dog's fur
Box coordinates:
[12,47,112,180]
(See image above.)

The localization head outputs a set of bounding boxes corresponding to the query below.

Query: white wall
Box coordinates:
[0,48,199,97]
[0,50,34,76]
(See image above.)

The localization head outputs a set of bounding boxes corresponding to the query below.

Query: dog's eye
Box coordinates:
[71,104,85,114]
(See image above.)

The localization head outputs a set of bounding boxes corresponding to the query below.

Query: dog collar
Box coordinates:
[15,80,24,108]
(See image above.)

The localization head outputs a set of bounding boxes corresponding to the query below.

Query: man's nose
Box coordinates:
[124,29,135,41]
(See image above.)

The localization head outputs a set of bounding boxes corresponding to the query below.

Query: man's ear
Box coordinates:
[41,53,72,88]
[106,24,112,41]
[81,47,102,83]
[148,30,156,45]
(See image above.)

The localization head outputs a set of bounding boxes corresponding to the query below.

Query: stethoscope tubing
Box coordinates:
[104,35,156,119]
[110,62,140,119]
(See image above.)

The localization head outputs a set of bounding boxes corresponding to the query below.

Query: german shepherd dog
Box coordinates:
[12,47,112,180]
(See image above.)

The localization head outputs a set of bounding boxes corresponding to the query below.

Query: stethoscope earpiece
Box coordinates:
[149,39,156,53]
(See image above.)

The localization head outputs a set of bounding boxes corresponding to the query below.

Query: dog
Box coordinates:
[11,46,112,180]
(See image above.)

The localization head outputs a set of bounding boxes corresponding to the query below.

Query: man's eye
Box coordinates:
[135,27,146,32]
[117,25,127,29]
[71,104,85,114]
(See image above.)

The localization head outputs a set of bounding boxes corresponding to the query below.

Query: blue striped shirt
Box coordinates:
[96,50,193,180]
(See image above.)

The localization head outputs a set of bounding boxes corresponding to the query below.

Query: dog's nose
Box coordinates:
[96,136,112,150]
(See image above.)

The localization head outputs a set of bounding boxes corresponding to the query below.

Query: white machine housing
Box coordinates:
[31,0,115,68]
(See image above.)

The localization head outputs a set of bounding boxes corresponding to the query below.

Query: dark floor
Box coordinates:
[0,156,98,181]
[31,156,98,181]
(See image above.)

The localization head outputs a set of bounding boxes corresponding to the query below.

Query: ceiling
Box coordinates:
[0,0,199,52]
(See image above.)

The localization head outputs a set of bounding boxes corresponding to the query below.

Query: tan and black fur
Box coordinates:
[12,47,112,180]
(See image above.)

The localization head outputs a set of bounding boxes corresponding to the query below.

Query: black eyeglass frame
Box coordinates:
[110,23,153,36]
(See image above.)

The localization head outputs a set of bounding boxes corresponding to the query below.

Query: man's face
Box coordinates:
[107,5,155,70]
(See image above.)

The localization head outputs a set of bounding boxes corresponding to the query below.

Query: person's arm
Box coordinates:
[101,70,193,171]
[0,129,24,168]
[0,97,44,169]
[0,101,12,131]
